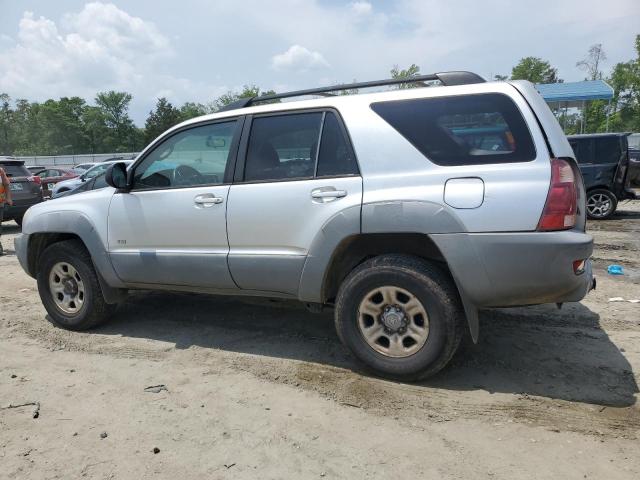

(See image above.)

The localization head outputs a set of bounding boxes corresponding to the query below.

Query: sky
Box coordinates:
[0,0,638,124]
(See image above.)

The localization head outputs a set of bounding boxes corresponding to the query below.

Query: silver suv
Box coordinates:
[15,72,595,380]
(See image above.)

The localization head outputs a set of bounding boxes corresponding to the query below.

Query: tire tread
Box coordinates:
[335,254,465,381]
[37,239,114,331]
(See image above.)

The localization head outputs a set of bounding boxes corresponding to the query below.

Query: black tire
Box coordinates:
[37,239,115,330]
[586,188,617,220]
[334,254,465,381]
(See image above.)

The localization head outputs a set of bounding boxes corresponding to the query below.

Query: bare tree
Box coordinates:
[577,44,607,80]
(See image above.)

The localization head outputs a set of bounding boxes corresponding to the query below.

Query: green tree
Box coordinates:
[390,64,422,88]
[144,97,183,144]
[577,43,607,81]
[95,91,139,151]
[81,106,109,154]
[607,34,640,132]
[179,102,209,121]
[0,94,13,155]
[11,99,41,155]
[211,85,277,111]
[511,57,561,83]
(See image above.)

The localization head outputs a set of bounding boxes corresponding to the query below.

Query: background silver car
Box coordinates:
[52,160,132,198]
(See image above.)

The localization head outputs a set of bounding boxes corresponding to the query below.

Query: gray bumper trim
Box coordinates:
[14,233,31,276]
[432,230,594,308]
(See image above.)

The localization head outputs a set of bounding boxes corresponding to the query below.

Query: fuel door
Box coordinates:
[444,177,485,209]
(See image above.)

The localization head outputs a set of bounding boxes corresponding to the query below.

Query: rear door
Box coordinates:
[593,136,623,194]
[227,110,362,295]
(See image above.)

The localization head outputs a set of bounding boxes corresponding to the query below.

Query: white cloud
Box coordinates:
[350,1,373,16]
[271,45,330,72]
[0,2,225,122]
[0,0,638,124]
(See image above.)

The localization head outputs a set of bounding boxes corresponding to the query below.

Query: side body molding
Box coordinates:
[300,199,481,341]
[361,200,466,234]
[24,210,125,289]
[298,205,361,303]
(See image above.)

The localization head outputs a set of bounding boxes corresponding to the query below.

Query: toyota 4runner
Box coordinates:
[15,72,595,380]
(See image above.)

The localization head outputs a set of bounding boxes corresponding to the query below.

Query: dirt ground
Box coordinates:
[1,203,639,480]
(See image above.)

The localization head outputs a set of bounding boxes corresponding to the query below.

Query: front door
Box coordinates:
[227,110,362,295]
[108,118,241,289]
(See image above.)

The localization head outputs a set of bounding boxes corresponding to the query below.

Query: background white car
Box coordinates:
[52,160,132,198]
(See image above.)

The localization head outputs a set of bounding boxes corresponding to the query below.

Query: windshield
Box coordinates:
[84,164,109,179]
[83,161,132,180]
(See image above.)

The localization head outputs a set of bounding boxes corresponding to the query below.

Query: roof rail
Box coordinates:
[218,71,485,112]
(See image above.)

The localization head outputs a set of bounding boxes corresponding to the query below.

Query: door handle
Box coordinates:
[311,188,347,202]
[194,194,223,207]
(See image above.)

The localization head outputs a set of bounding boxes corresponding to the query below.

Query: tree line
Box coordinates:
[1,35,638,157]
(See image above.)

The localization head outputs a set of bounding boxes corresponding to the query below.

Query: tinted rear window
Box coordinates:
[0,163,29,177]
[594,137,621,164]
[371,93,536,166]
[569,139,594,164]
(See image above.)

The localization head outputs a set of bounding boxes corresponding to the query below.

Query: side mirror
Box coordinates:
[105,162,129,191]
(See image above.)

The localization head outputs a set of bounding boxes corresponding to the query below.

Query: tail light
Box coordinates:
[26,175,42,185]
[537,158,577,231]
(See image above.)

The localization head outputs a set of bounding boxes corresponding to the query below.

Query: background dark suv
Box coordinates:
[568,133,636,219]
[0,158,44,226]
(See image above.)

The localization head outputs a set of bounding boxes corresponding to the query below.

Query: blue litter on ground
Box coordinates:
[607,265,624,275]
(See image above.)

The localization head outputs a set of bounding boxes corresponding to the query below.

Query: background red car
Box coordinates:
[35,168,78,198]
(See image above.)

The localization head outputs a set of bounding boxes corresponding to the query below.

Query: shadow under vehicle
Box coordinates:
[87,291,638,409]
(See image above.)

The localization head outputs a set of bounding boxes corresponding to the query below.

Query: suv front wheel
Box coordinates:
[335,254,464,381]
[37,240,115,330]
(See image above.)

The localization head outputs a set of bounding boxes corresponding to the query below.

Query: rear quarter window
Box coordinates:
[371,93,536,166]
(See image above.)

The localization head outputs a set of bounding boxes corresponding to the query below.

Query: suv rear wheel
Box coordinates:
[37,240,115,330]
[334,254,464,381]
[586,188,617,220]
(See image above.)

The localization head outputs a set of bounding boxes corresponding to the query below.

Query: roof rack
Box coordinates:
[219,71,485,112]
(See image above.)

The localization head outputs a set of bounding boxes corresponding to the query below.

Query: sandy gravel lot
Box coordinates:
[1,202,639,479]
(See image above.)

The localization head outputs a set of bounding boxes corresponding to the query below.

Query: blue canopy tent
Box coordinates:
[535,80,614,133]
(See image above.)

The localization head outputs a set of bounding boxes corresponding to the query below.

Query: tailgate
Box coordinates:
[6,176,42,200]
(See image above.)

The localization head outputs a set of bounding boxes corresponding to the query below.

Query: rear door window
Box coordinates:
[316,112,359,177]
[371,93,536,166]
[244,113,322,182]
[569,139,594,164]
[243,111,358,182]
[594,137,621,165]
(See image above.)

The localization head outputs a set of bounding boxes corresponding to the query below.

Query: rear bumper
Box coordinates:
[432,229,594,308]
